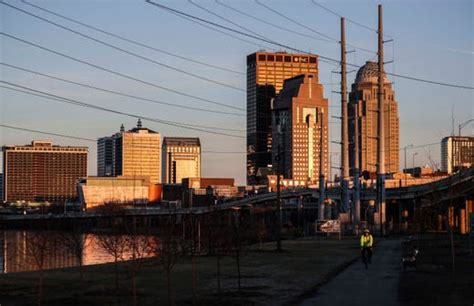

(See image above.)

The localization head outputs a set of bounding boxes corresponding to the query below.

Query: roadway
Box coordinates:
[300,239,402,306]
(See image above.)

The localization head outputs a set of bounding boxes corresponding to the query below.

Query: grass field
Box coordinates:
[0,237,360,306]
[398,233,474,306]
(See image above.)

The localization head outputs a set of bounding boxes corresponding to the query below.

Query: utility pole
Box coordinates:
[353,106,361,225]
[376,4,386,236]
[276,144,282,251]
[340,17,350,213]
[318,110,326,220]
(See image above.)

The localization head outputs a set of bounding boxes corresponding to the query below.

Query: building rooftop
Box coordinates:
[355,61,390,84]
[163,137,201,146]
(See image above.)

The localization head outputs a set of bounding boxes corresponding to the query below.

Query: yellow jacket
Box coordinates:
[360,234,373,248]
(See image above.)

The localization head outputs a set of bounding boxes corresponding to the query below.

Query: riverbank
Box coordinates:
[0,237,359,306]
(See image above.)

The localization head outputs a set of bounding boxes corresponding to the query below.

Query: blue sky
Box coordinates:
[1,0,473,185]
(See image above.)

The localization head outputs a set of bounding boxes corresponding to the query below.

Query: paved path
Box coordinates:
[300,239,402,306]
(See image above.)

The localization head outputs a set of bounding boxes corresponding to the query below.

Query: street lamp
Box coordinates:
[412,152,418,172]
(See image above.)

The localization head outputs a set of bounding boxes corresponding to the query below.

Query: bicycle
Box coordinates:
[361,247,372,269]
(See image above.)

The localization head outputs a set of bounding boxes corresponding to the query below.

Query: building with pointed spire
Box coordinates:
[349,61,400,175]
[97,119,161,183]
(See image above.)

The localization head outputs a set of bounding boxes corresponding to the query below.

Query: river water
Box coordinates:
[0,230,157,273]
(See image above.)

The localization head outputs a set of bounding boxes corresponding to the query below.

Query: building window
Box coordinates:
[284,56,291,62]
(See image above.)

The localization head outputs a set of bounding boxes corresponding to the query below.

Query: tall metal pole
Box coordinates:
[340,17,350,213]
[376,4,386,236]
[353,106,361,225]
[318,111,326,220]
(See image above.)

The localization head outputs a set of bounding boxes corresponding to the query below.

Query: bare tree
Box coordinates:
[58,221,92,282]
[211,220,233,296]
[124,224,155,306]
[155,215,181,306]
[95,204,129,290]
[23,222,56,306]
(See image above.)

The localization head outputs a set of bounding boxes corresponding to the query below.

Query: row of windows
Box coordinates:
[257,54,317,64]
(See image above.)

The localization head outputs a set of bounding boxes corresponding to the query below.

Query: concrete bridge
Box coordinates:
[1,168,473,232]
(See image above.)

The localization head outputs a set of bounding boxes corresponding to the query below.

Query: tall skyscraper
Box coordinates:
[247,51,319,184]
[97,120,161,184]
[272,74,329,185]
[349,61,400,175]
[441,136,474,173]
[2,140,88,202]
[162,137,201,184]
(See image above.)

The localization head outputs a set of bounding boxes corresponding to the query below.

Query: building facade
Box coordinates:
[441,136,474,173]
[247,51,319,184]
[162,137,201,184]
[97,120,161,184]
[272,74,329,185]
[77,176,161,209]
[349,61,400,175]
[2,141,88,202]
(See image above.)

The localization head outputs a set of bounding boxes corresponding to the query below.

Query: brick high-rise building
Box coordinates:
[441,136,474,173]
[349,61,400,175]
[162,137,201,184]
[2,140,88,202]
[247,51,319,184]
[97,120,161,184]
[272,74,329,185]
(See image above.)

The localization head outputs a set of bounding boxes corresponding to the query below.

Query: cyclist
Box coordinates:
[360,229,373,269]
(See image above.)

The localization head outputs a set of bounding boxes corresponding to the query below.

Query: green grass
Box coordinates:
[0,238,359,306]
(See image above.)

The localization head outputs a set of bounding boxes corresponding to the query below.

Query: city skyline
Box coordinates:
[1,0,473,185]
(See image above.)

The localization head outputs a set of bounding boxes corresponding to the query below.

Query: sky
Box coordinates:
[1,0,473,185]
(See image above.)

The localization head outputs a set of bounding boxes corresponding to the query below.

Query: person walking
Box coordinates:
[360,229,374,269]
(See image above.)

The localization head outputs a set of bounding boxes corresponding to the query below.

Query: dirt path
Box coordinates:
[300,239,402,306]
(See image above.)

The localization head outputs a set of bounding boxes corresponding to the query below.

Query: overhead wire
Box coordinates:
[188,0,271,42]
[0,123,96,142]
[310,0,379,34]
[254,0,376,54]
[215,0,337,43]
[0,81,246,137]
[145,1,474,90]
[0,32,246,111]
[20,0,244,76]
[1,62,244,117]
[1,1,245,92]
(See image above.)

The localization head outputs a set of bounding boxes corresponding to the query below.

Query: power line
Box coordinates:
[0,123,96,142]
[254,0,376,54]
[146,1,474,90]
[215,0,333,43]
[1,62,244,117]
[0,81,244,133]
[0,32,246,111]
[0,82,245,138]
[20,0,244,76]
[255,0,335,42]
[310,0,378,34]
[169,4,276,52]
[2,2,245,92]
[189,0,271,42]
[0,123,256,155]
[189,1,340,68]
